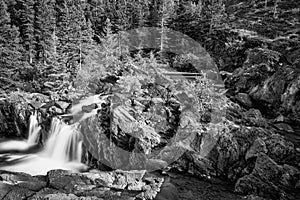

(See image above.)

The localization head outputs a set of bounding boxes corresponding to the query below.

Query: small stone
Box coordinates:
[274,114,285,122]
[82,171,115,187]
[235,93,253,108]
[273,123,294,132]
[49,106,63,115]
[55,101,70,112]
[82,104,98,113]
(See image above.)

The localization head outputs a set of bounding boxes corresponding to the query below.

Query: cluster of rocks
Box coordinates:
[0,91,75,141]
[168,106,300,199]
[0,169,164,200]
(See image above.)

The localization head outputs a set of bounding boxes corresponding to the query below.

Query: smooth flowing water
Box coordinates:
[42,118,82,162]
[27,110,41,144]
[0,95,108,175]
[0,115,86,175]
[0,111,41,152]
[69,94,107,122]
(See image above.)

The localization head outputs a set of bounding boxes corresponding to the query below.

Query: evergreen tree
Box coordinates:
[55,0,94,79]
[18,0,35,64]
[0,0,25,86]
[86,0,105,42]
[208,0,227,33]
[158,0,176,53]
[34,0,56,64]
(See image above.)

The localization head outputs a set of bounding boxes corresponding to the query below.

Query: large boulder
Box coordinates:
[0,170,47,191]
[0,169,164,200]
[235,153,300,200]
[0,93,33,138]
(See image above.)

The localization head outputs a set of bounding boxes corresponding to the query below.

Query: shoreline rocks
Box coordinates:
[0,169,164,200]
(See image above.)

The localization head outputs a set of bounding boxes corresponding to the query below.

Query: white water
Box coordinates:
[0,116,86,175]
[0,111,41,152]
[0,95,106,175]
[42,118,82,162]
[70,95,106,115]
[27,110,41,144]
[69,94,107,122]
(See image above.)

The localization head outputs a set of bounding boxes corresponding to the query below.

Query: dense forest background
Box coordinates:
[1,1,300,199]
[1,0,298,95]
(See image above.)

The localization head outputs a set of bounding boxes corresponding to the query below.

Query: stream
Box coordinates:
[0,113,86,176]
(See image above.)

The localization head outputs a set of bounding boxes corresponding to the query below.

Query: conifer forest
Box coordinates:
[0,0,300,199]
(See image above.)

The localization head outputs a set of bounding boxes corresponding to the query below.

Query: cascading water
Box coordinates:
[27,110,41,144]
[0,117,86,175]
[42,118,82,162]
[0,111,41,152]
[0,95,107,175]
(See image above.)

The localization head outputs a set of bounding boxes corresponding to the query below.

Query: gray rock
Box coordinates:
[3,187,35,200]
[49,106,64,115]
[246,138,268,160]
[154,177,179,200]
[47,170,94,193]
[42,193,79,200]
[235,93,253,108]
[280,164,300,187]
[0,171,47,191]
[235,153,300,199]
[235,153,282,199]
[82,104,98,113]
[0,95,32,138]
[28,188,59,200]
[55,101,70,112]
[0,182,12,199]
[242,109,267,127]
[273,123,294,132]
[264,134,295,163]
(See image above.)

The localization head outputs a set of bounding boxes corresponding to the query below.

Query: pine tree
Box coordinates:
[208,0,227,33]
[34,0,56,64]
[156,0,176,62]
[55,0,94,80]
[0,0,25,86]
[100,18,121,71]
[86,0,105,42]
[18,0,35,64]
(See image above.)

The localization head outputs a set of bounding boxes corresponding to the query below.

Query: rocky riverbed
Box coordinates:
[0,1,300,199]
[1,168,268,200]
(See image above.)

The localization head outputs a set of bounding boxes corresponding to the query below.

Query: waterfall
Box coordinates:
[27,110,41,144]
[0,111,41,152]
[42,118,82,162]
[0,95,106,175]
[0,117,86,175]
